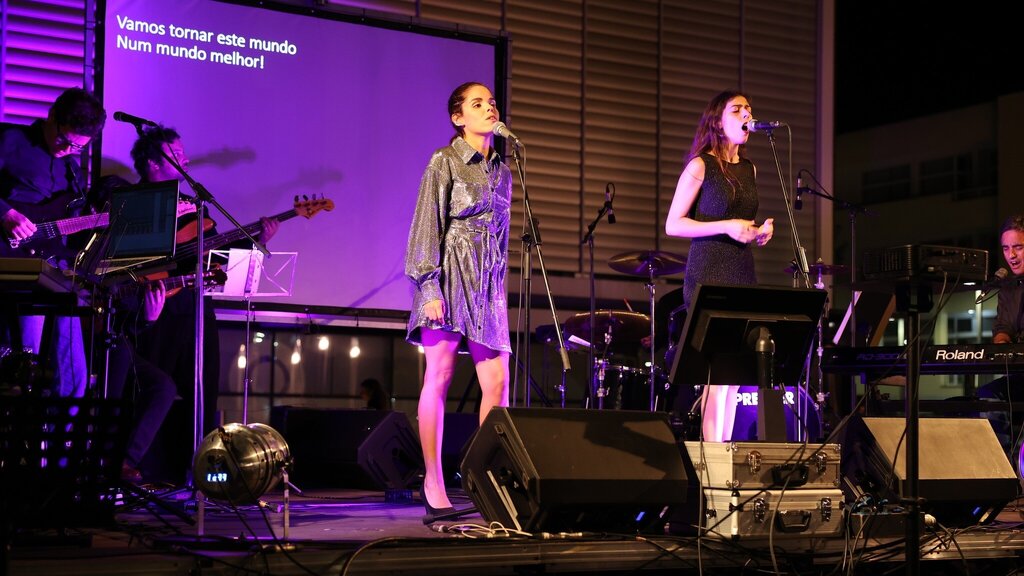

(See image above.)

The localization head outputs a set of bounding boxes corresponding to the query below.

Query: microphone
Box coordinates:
[751,327,775,389]
[492,122,521,146]
[795,176,803,210]
[975,267,1009,304]
[743,120,785,133]
[605,183,616,224]
[113,111,158,128]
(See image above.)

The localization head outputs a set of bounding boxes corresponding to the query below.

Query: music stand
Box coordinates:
[668,284,827,441]
[832,290,896,348]
[208,248,297,299]
[209,248,297,424]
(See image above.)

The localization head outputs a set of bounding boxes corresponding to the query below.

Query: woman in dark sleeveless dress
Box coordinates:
[664,90,774,441]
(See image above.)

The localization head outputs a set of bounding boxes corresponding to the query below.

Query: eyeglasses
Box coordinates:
[55,128,89,153]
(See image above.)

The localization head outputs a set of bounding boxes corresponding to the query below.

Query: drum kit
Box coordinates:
[556,250,686,411]
[549,251,849,442]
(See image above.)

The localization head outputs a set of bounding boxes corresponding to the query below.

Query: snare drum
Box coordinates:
[730,386,821,442]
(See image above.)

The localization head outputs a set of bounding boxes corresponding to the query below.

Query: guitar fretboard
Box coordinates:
[174,209,298,259]
[24,213,109,243]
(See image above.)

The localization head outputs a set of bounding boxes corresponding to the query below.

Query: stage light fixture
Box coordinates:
[349,338,361,359]
[318,335,329,351]
[193,423,292,505]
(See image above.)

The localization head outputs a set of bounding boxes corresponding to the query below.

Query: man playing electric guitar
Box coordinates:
[0,87,106,398]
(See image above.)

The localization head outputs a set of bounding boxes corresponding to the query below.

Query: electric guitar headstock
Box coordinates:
[198,267,228,289]
[293,194,334,219]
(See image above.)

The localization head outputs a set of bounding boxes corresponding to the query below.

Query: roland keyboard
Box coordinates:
[821,343,1024,375]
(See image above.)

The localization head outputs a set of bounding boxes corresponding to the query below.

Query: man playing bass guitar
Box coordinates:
[95,124,278,482]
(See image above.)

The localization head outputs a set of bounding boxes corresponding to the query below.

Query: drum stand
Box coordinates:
[792,262,834,441]
[643,267,658,412]
[606,250,686,412]
[592,326,613,409]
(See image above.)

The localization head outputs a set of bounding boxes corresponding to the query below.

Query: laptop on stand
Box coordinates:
[80,180,182,277]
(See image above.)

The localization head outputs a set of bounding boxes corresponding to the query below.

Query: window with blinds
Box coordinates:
[0,0,89,124]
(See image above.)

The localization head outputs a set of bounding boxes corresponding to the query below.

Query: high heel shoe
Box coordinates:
[420,488,456,525]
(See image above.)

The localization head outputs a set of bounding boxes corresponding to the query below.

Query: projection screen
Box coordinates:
[98,0,505,314]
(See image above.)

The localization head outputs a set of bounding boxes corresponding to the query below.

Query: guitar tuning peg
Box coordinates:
[303,194,309,201]
[293,195,299,202]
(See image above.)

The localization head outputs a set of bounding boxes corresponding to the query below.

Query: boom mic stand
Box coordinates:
[154,147,269,467]
[580,183,616,409]
[792,172,872,403]
[753,124,811,289]
[752,125,816,439]
[507,138,571,407]
[156,149,267,536]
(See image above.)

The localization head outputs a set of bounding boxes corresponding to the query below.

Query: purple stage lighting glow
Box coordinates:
[100,0,499,312]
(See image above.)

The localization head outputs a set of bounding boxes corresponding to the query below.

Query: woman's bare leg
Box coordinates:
[467,340,510,425]
[701,384,739,442]
[419,328,461,510]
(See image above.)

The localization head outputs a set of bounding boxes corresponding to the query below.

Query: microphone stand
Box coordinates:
[152,143,269,479]
[510,142,570,407]
[794,180,872,348]
[795,180,872,420]
[580,186,615,409]
[759,126,810,289]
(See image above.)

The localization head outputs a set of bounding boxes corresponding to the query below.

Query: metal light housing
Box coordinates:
[192,423,291,505]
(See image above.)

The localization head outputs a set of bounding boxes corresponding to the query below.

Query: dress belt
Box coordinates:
[448,219,501,329]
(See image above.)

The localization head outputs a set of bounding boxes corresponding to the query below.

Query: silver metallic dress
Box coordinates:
[405,137,512,353]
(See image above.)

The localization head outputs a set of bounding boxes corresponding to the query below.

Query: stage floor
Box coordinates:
[8,486,1024,575]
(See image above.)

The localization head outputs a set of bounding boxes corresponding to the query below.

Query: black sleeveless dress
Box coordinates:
[682,153,759,311]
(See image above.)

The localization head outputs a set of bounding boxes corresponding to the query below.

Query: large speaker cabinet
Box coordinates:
[841,416,1018,526]
[460,408,689,533]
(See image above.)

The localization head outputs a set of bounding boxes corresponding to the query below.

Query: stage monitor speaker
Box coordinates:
[841,416,1018,526]
[442,411,478,488]
[270,407,423,490]
[460,407,688,533]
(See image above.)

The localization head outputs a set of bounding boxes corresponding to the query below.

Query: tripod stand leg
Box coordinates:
[282,470,291,541]
[119,483,196,527]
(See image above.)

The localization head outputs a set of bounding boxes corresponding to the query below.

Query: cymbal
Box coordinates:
[535,323,588,353]
[608,250,686,277]
[564,310,650,348]
[784,262,849,276]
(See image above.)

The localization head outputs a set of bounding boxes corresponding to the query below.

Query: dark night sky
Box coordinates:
[835,5,1024,133]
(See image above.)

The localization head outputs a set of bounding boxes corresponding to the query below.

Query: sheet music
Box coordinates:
[207,248,297,298]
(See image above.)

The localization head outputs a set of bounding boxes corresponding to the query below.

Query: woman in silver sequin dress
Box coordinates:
[405,82,512,520]
[664,91,775,442]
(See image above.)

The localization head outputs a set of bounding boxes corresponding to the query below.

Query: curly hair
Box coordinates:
[130,125,181,179]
